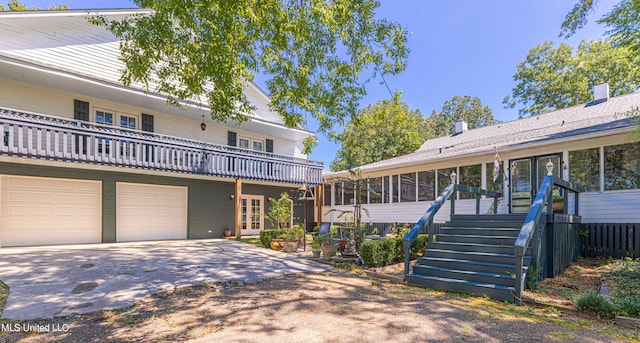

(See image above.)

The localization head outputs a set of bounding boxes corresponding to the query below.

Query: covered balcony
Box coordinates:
[0,107,323,185]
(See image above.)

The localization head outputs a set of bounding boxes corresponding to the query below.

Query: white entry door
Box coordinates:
[241,195,264,236]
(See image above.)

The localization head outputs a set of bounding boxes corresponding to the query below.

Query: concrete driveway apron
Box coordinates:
[0,240,329,320]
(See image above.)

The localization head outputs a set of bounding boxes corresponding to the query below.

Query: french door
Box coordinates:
[510,154,561,213]
[241,195,264,235]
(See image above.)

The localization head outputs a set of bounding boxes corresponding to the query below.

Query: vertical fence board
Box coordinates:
[582,223,639,259]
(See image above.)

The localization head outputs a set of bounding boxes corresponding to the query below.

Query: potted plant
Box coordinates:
[281,227,303,253]
[311,236,322,258]
[552,194,564,213]
[317,233,337,260]
[223,226,232,238]
[266,192,293,251]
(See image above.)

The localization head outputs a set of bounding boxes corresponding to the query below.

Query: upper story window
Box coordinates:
[95,108,138,130]
[120,115,137,129]
[253,140,263,151]
[239,137,264,151]
[95,109,114,126]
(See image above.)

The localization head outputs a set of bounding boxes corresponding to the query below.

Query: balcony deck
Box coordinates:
[0,107,323,185]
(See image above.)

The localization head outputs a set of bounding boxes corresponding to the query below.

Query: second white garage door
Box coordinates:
[116,183,188,242]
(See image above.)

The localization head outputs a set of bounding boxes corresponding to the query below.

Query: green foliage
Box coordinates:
[383,238,403,264]
[574,259,640,318]
[311,241,321,249]
[315,233,334,245]
[281,226,303,242]
[504,39,640,117]
[561,0,640,54]
[560,0,596,38]
[331,97,429,171]
[93,0,409,138]
[427,95,497,138]
[574,291,616,318]
[266,192,292,230]
[410,234,429,259]
[608,259,640,317]
[359,234,428,267]
[259,229,281,247]
[360,239,387,267]
[527,264,542,289]
[0,0,68,10]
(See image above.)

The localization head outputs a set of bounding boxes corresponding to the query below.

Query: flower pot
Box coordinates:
[311,248,321,258]
[270,238,284,251]
[552,201,564,213]
[337,239,348,253]
[223,229,232,237]
[321,243,337,260]
[282,240,299,253]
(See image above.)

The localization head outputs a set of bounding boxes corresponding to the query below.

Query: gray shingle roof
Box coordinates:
[326,91,639,177]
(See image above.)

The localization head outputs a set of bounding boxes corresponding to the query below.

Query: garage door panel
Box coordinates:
[116,183,187,242]
[1,176,102,247]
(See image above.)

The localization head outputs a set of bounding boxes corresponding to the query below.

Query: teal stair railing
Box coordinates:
[403,182,501,276]
[513,175,581,304]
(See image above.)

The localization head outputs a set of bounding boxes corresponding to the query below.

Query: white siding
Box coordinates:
[0,77,304,157]
[579,190,640,223]
[322,199,495,224]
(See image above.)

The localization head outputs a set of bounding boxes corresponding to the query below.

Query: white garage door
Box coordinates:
[116,183,187,242]
[1,175,102,247]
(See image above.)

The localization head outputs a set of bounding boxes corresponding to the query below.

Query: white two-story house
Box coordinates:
[0,9,323,247]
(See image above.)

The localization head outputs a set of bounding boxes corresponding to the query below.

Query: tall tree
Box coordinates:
[561,0,640,52]
[92,0,409,138]
[427,95,496,137]
[330,97,429,171]
[0,0,68,10]
[504,39,640,116]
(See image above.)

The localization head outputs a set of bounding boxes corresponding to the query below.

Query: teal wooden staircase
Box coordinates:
[405,214,529,302]
[402,175,582,304]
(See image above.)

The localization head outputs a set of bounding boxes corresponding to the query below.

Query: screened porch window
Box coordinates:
[569,148,600,192]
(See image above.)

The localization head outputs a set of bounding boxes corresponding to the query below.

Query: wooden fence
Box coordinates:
[581,223,640,259]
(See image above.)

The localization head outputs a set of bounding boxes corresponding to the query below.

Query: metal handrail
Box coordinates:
[403,183,502,276]
[513,175,581,304]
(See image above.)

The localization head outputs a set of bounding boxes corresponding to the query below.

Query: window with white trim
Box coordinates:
[119,115,137,129]
[239,138,250,149]
[95,109,114,126]
[238,137,265,152]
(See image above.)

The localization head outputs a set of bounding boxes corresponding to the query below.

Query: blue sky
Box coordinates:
[24,0,617,169]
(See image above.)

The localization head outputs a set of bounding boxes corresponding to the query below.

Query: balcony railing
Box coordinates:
[0,107,323,185]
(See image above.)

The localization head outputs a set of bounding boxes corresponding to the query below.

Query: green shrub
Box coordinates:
[383,238,403,264]
[360,235,429,267]
[613,296,640,317]
[410,234,429,259]
[259,229,281,247]
[360,239,386,267]
[281,226,303,241]
[574,291,616,319]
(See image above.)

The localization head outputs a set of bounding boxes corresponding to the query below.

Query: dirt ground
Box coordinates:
[0,258,638,343]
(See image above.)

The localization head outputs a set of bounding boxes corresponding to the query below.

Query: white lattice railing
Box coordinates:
[0,107,323,185]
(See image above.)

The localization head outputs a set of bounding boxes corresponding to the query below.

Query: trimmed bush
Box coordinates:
[410,234,429,259]
[259,229,280,247]
[360,239,387,267]
[360,234,428,267]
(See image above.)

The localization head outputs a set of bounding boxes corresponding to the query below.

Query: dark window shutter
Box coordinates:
[228,131,237,146]
[142,113,154,132]
[74,99,90,121]
[266,139,274,153]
